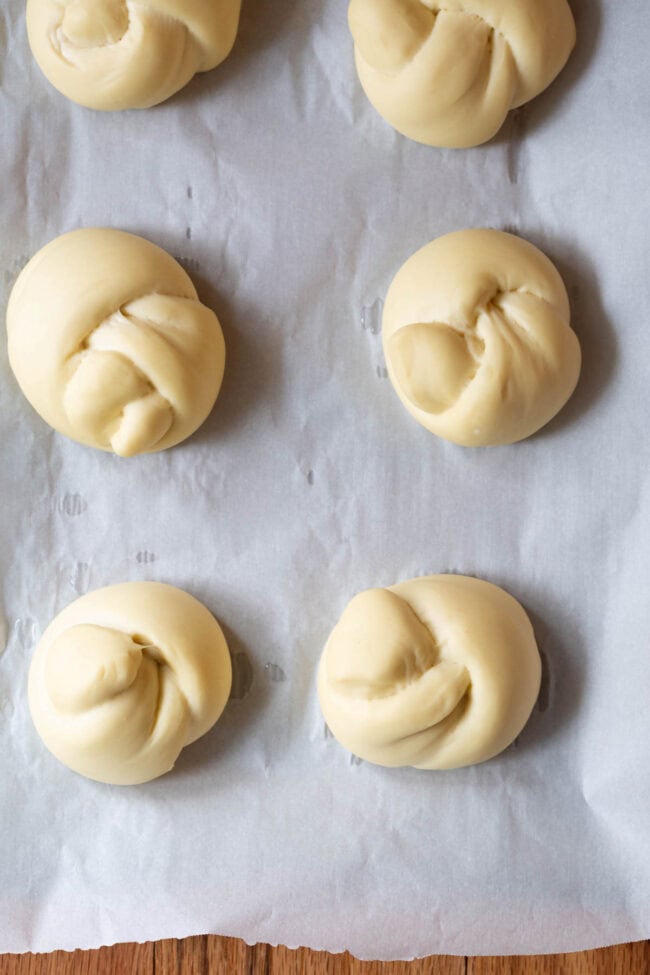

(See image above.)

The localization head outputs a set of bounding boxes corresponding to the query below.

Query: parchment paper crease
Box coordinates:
[1,0,649,959]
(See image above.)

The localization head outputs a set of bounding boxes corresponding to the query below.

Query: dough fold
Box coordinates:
[318,575,541,769]
[27,0,242,110]
[383,229,581,446]
[348,0,576,147]
[29,582,232,785]
[7,228,226,456]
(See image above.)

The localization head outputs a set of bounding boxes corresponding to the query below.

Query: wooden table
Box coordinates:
[0,937,647,974]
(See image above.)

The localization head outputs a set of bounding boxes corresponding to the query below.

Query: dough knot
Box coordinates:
[27,0,242,109]
[7,229,226,456]
[348,0,576,147]
[382,229,581,446]
[28,582,232,784]
[318,575,542,769]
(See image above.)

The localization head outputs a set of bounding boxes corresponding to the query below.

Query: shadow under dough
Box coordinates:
[170,0,327,108]
[165,617,268,785]
[524,0,603,134]
[490,582,586,760]
[487,0,603,153]
[521,230,617,441]
[117,228,282,452]
[188,268,285,449]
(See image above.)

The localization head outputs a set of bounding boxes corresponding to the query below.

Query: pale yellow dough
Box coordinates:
[318,575,541,770]
[383,229,581,447]
[27,0,241,111]
[28,582,232,785]
[348,0,576,148]
[7,228,226,456]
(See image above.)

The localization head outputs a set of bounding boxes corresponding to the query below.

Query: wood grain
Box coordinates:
[154,936,269,975]
[154,937,465,975]
[0,938,648,975]
[468,940,650,975]
[0,941,153,975]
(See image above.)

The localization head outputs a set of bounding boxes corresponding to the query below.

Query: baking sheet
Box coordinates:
[1,0,650,959]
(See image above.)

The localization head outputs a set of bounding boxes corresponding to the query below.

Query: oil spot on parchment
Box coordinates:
[59,493,87,517]
[71,562,90,595]
[136,551,156,565]
[361,299,383,336]
[507,107,527,185]
[230,652,254,700]
[265,662,287,683]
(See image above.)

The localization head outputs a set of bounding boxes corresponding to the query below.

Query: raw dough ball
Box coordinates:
[383,229,581,446]
[348,0,576,148]
[7,228,226,456]
[27,0,241,110]
[28,582,232,785]
[318,575,541,769]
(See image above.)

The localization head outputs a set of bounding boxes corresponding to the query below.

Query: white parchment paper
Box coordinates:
[1,0,649,959]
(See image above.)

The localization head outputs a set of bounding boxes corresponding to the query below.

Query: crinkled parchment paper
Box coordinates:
[1,0,649,959]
